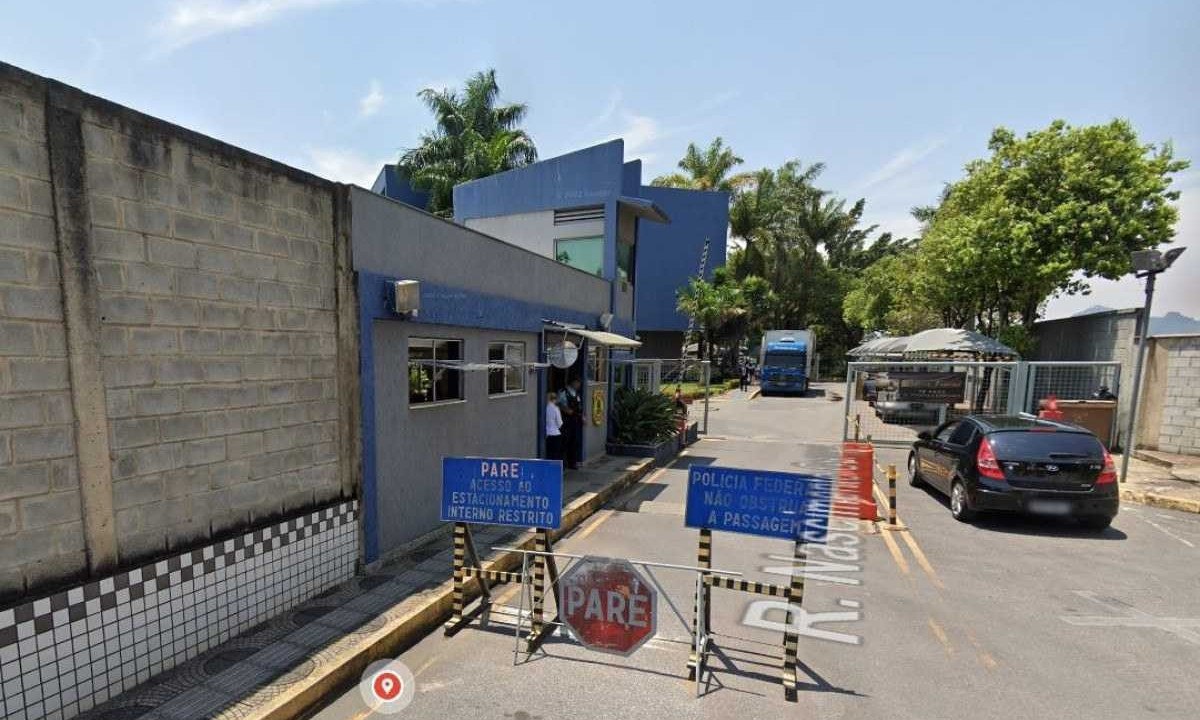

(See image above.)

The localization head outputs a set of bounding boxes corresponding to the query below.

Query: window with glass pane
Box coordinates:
[588,346,608,383]
[555,236,604,276]
[505,343,525,392]
[409,337,463,405]
[617,242,635,283]
[488,342,525,395]
[487,343,506,394]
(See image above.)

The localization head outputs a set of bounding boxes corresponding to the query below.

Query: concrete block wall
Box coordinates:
[1153,336,1200,455]
[0,62,351,606]
[0,69,86,596]
[80,104,341,563]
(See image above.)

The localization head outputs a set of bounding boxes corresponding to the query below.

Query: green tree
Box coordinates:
[398,69,537,216]
[843,249,939,334]
[676,271,748,364]
[652,137,752,192]
[918,119,1188,332]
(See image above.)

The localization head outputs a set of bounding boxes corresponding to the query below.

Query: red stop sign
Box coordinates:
[558,556,657,656]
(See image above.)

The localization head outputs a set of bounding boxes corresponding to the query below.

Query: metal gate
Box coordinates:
[843,361,1122,446]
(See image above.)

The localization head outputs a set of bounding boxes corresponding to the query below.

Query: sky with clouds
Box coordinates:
[3,0,1198,318]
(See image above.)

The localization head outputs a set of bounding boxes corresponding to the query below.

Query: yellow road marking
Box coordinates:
[879,524,910,574]
[573,508,615,542]
[900,530,944,590]
[412,656,438,677]
[963,628,999,669]
[927,617,955,656]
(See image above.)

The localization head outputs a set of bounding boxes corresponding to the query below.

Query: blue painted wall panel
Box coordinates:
[371,164,430,210]
[635,186,729,331]
[453,141,626,220]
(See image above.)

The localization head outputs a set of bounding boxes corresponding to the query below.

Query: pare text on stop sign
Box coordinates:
[563,585,652,629]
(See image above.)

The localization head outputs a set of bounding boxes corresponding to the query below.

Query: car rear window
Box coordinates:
[986,430,1102,459]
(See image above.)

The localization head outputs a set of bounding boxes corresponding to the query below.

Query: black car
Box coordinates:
[908,415,1119,530]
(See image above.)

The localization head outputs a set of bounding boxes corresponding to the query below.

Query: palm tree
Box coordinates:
[651,137,752,192]
[399,69,537,216]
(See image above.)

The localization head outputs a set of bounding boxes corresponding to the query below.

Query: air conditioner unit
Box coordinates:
[393,280,420,316]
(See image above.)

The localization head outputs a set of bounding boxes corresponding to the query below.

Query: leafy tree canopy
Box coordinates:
[651,137,752,192]
[399,69,537,216]
[879,119,1189,335]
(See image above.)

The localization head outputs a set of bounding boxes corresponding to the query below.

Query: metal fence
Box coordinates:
[843,361,1122,447]
[612,357,714,432]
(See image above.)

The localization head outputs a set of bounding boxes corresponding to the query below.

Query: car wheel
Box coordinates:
[950,480,976,522]
[907,452,925,488]
[1078,516,1112,531]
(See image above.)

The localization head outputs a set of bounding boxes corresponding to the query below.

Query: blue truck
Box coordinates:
[758,330,814,395]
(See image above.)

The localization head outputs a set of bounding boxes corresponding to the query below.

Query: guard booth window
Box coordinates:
[409,337,463,405]
[488,342,526,395]
[588,346,608,383]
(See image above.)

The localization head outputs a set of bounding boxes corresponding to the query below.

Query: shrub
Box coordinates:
[611,387,678,445]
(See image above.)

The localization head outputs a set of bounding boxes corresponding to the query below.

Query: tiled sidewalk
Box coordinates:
[76,456,646,720]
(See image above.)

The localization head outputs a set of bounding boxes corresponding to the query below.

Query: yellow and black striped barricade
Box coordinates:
[684,464,831,702]
[686,528,808,700]
[440,457,564,638]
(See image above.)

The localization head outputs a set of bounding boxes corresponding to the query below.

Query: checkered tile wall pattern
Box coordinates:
[0,500,358,720]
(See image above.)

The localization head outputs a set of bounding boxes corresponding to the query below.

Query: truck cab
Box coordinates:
[759,331,812,395]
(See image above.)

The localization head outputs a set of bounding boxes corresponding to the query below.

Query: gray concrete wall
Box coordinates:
[1031,309,1139,449]
[583,381,608,461]
[0,66,85,594]
[351,188,610,315]
[1138,335,1200,455]
[372,322,537,552]
[0,62,349,602]
[463,209,604,262]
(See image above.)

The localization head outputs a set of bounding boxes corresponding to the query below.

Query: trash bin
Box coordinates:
[1055,400,1118,448]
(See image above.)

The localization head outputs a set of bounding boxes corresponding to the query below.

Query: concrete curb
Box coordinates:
[749,388,762,400]
[242,457,655,720]
[1120,488,1200,515]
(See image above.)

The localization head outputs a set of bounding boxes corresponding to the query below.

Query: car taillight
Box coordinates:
[1096,449,1117,485]
[976,437,1006,480]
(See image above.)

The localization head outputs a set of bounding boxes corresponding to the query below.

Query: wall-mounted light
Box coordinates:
[393,280,420,317]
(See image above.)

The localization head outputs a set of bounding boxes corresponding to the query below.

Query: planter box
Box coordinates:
[607,436,679,467]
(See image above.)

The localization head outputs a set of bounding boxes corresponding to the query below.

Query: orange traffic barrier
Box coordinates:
[840,441,878,520]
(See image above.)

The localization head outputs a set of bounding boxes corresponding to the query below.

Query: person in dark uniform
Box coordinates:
[739,365,749,392]
[557,377,584,470]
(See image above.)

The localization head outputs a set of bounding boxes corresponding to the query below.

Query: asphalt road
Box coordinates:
[315,383,1200,720]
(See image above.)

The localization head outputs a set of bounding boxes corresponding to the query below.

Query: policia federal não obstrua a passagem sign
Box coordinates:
[685,465,833,543]
[440,457,564,529]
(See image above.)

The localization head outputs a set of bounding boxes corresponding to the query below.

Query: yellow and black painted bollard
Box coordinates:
[887,463,898,526]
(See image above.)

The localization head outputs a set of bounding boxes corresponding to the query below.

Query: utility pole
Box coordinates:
[1120,247,1186,482]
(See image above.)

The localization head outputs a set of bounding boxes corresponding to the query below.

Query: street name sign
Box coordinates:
[685,465,832,543]
[440,457,563,529]
[559,556,657,656]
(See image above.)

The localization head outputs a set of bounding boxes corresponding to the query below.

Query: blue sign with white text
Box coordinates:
[685,465,832,543]
[441,457,564,529]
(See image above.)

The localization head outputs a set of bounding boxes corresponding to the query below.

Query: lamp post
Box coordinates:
[1120,247,1186,482]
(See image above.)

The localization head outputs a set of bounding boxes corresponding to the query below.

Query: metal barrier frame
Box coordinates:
[493,546,742,697]
[844,360,1123,447]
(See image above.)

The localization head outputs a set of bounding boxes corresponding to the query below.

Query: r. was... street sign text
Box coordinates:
[441,457,564,529]
[685,465,832,543]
